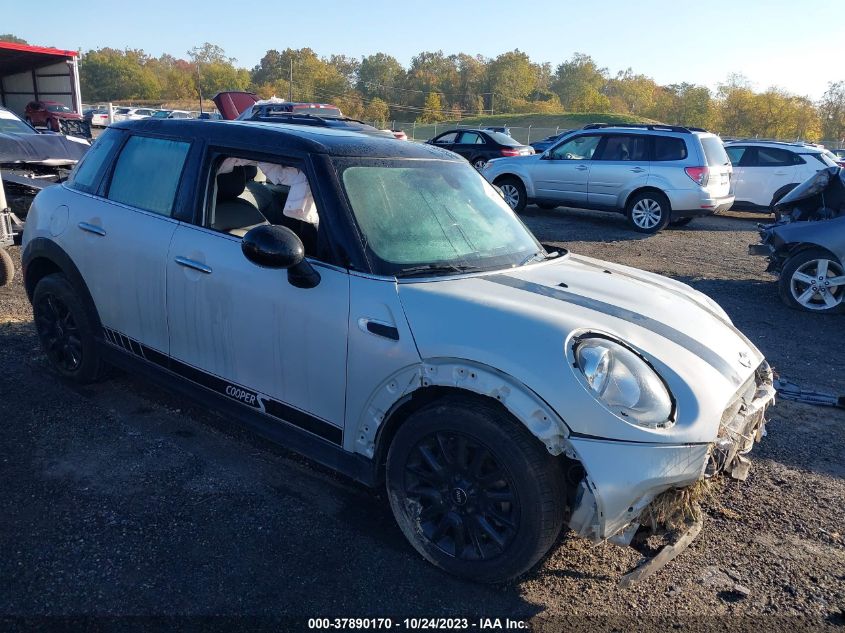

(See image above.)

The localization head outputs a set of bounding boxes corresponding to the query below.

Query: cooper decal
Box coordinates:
[225,385,258,406]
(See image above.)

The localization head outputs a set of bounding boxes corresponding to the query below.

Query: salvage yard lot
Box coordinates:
[0,208,843,626]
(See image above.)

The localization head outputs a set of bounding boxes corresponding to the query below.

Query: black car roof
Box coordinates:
[115,119,461,161]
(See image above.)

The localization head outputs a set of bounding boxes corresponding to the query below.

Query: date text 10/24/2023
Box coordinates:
[307,618,529,630]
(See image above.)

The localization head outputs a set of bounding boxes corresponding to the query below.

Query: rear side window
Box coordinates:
[487,131,520,146]
[652,136,688,161]
[458,132,484,144]
[754,147,793,167]
[699,136,730,166]
[433,132,458,144]
[107,135,190,216]
[67,128,124,194]
[725,146,747,165]
[595,135,647,161]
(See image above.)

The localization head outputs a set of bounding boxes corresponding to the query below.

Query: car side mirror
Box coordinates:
[241,225,321,289]
[541,151,553,160]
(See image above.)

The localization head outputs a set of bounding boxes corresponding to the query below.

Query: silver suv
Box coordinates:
[483,124,734,233]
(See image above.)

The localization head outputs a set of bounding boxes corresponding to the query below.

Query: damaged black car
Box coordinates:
[750,166,845,313]
[0,106,89,231]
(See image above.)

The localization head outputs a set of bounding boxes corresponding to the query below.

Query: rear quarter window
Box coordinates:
[67,128,124,195]
[725,146,747,165]
[652,136,688,161]
[107,135,191,216]
[755,147,794,167]
[699,136,730,166]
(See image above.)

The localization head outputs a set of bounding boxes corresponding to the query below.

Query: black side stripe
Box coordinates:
[101,327,343,445]
[485,274,743,387]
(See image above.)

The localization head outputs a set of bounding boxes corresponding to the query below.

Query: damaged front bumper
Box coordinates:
[565,362,776,582]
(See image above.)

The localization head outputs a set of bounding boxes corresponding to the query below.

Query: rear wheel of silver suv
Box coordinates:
[626,191,671,233]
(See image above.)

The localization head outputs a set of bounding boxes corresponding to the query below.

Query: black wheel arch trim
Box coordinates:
[22,238,103,332]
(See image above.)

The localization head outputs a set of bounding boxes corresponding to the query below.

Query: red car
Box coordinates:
[24,100,81,131]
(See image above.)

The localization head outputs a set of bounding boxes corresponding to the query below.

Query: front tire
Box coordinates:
[32,273,104,382]
[778,248,844,313]
[626,191,671,233]
[386,398,565,583]
[496,177,527,213]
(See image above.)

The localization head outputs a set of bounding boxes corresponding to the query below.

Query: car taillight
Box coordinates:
[684,166,709,186]
[500,148,520,157]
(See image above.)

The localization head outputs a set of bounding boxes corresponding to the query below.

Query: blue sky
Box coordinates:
[4,0,842,99]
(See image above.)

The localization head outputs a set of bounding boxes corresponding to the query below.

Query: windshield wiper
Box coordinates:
[518,250,557,266]
[394,263,482,278]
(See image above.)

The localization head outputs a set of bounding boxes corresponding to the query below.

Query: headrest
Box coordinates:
[217,166,246,199]
[243,165,258,181]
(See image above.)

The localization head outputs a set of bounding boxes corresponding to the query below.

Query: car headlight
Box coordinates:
[573,336,674,428]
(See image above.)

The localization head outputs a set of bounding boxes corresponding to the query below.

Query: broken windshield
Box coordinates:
[337,158,540,276]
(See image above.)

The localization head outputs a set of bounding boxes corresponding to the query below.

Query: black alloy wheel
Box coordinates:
[386,398,565,582]
[32,273,103,383]
[404,430,519,561]
[35,292,83,373]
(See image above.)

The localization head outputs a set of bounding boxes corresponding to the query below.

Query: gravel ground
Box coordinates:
[1,207,843,631]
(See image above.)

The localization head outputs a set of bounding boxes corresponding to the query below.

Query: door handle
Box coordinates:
[77,222,106,236]
[773,171,787,176]
[175,256,212,274]
[575,164,589,171]
[630,167,646,173]
[358,318,399,341]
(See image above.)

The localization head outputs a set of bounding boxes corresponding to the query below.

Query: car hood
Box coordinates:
[213,91,259,120]
[397,253,764,444]
[0,132,89,164]
[486,153,544,168]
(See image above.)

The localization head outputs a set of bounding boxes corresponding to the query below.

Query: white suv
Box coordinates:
[22,119,774,583]
[724,140,839,211]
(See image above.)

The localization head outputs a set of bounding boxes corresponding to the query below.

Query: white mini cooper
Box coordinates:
[22,119,775,583]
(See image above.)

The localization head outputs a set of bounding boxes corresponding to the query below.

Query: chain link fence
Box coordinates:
[368,120,845,150]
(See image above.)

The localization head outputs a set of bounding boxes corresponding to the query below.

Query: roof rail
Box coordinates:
[581,123,703,134]
[724,138,819,147]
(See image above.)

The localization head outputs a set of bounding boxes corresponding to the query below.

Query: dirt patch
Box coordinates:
[1,207,844,628]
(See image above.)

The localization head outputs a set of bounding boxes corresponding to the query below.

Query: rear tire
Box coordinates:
[386,398,565,583]
[496,177,527,213]
[626,191,671,233]
[32,273,104,382]
[0,249,14,286]
[777,248,844,313]
[472,157,488,171]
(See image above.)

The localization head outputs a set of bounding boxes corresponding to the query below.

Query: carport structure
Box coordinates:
[0,41,82,117]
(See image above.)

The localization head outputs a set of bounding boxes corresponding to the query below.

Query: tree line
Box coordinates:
[3,35,844,142]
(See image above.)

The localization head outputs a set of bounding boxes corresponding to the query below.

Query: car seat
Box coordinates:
[213,166,268,236]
